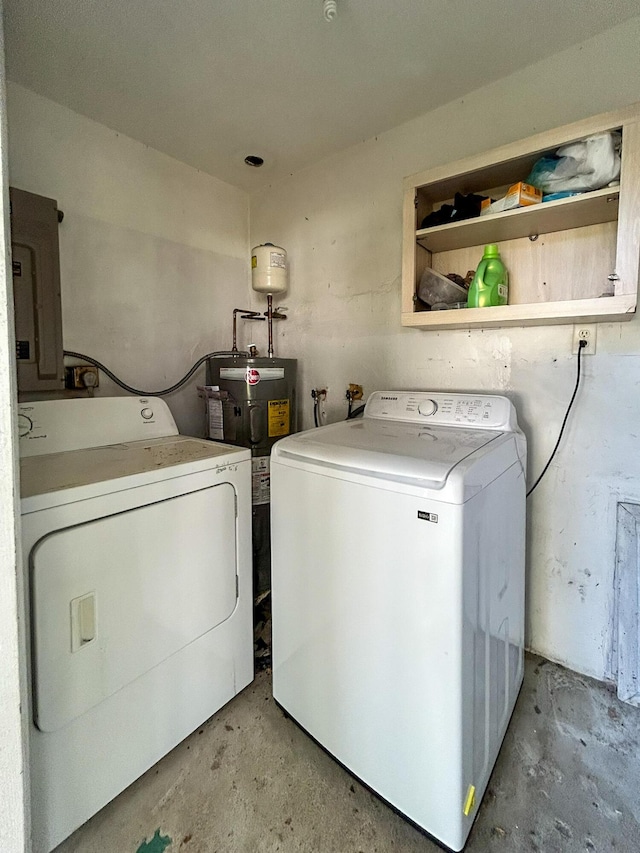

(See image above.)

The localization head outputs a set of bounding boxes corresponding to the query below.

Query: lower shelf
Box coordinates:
[402,295,636,331]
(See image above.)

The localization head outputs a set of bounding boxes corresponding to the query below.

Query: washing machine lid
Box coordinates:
[273,419,504,488]
[20,435,249,506]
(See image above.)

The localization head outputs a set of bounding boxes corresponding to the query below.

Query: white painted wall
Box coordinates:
[0,7,28,851]
[250,16,640,681]
[7,83,251,437]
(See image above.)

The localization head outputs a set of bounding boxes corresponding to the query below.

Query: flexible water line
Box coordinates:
[63,349,246,397]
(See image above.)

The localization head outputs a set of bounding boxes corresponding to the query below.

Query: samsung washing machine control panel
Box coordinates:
[364,391,518,431]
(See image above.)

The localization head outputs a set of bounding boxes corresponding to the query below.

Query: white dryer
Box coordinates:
[271,391,526,851]
[18,397,253,853]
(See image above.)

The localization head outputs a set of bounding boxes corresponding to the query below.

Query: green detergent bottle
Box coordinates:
[467,244,509,308]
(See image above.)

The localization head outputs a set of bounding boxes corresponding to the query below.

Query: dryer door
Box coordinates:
[31,482,238,732]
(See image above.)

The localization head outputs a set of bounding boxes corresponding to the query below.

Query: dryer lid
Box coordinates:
[272,419,504,488]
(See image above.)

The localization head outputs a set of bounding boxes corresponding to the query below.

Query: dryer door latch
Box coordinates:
[70,593,96,652]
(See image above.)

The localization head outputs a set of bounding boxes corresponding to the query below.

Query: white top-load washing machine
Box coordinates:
[271,391,526,851]
[18,397,253,853]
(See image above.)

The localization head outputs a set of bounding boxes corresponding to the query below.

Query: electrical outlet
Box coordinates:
[572,325,597,355]
[65,365,99,389]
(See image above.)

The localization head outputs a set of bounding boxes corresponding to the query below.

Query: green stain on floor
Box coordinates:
[136,828,172,853]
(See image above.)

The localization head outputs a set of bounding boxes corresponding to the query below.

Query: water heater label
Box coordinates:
[219,367,285,382]
[246,367,260,385]
[207,399,224,440]
[268,399,290,437]
[252,457,270,505]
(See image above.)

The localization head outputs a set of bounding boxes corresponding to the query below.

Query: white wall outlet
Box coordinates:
[572,325,597,355]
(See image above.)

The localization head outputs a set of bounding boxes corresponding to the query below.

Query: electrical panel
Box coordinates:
[10,187,64,392]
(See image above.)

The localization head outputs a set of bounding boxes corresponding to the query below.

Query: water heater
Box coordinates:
[206,357,297,594]
[204,243,296,601]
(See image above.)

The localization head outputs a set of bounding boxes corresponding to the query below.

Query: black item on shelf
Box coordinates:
[420,192,488,229]
[445,273,469,290]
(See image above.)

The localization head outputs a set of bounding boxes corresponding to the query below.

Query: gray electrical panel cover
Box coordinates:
[10,187,64,391]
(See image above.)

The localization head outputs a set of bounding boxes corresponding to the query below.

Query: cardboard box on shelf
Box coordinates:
[480,182,542,216]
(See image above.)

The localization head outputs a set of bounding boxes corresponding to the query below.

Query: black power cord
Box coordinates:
[63,349,246,397]
[527,339,587,497]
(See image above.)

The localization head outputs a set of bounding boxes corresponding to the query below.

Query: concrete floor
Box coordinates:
[55,654,640,853]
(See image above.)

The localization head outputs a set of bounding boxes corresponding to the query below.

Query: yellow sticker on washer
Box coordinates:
[463,784,476,816]
[268,399,290,437]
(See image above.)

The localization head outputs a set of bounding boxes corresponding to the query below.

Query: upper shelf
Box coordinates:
[416,186,620,254]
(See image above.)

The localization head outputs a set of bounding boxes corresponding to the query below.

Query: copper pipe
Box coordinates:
[267,294,274,358]
[232,308,264,352]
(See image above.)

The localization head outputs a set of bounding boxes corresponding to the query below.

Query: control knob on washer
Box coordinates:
[18,413,33,437]
[418,399,438,417]
[140,408,154,420]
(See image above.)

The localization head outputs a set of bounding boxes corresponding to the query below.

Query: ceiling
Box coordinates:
[4,0,639,190]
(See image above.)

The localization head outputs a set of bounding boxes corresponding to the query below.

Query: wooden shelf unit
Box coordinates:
[402,104,640,330]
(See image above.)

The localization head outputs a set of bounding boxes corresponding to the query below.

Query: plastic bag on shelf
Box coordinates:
[526,131,621,193]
